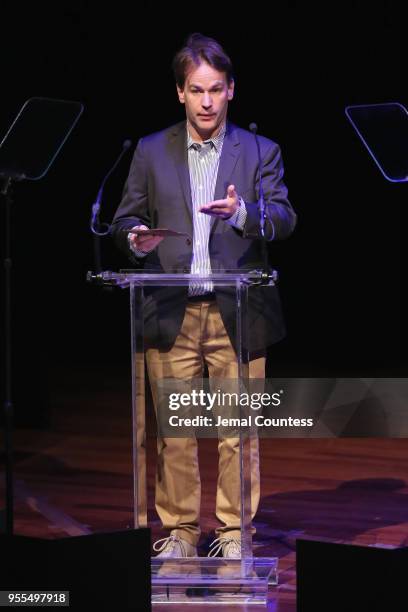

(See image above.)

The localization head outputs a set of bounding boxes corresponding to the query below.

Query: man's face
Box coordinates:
[177,61,234,141]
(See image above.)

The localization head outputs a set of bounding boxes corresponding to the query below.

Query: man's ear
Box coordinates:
[227,78,235,101]
[177,85,185,104]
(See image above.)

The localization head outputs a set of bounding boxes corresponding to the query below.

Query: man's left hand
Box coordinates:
[199,184,239,219]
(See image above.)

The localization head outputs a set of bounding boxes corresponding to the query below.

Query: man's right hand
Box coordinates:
[129,225,164,253]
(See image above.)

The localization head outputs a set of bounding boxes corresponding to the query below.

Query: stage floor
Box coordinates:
[2,363,408,610]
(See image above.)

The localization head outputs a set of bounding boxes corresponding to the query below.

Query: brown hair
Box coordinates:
[172,33,234,89]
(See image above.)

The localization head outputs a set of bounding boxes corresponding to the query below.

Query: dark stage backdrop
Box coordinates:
[1,2,406,425]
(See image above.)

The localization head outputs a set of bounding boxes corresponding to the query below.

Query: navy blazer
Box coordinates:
[111,121,296,353]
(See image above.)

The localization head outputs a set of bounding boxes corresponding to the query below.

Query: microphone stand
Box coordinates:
[2,173,25,535]
[249,123,271,284]
[90,140,132,274]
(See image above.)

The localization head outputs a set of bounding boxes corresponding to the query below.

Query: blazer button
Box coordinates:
[183,267,189,273]
[186,238,192,246]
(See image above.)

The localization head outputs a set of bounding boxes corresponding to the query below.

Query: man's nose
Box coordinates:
[202,92,212,108]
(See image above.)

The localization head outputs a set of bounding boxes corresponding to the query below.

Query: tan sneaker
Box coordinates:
[207,536,241,558]
[153,535,197,558]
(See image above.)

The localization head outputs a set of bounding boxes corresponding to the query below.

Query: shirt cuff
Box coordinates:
[128,227,148,258]
[225,197,247,229]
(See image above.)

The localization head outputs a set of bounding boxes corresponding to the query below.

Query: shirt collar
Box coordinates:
[186,121,226,152]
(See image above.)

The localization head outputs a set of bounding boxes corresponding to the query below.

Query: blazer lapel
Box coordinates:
[211,122,240,232]
[170,122,193,221]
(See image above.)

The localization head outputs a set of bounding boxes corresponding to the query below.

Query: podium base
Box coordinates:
[151,556,278,605]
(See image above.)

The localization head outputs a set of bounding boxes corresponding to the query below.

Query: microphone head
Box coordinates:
[122,139,132,149]
[249,122,258,134]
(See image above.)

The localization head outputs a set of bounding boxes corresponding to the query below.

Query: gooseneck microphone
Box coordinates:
[249,122,270,282]
[90,139,132,275]
[90,139,133,236]
[249,123,266,238]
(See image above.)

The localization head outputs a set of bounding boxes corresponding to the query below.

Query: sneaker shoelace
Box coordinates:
[208,536,241,557]
[153,535,187,555]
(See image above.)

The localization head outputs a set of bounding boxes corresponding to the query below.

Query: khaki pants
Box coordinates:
[145,300,264,546]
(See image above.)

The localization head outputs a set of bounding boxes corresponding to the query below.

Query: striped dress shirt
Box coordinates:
[188,122,247,294]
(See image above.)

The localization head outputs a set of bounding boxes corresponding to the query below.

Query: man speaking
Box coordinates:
[111,33,296,558]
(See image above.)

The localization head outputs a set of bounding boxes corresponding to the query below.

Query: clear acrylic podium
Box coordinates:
[99,270,278,605]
